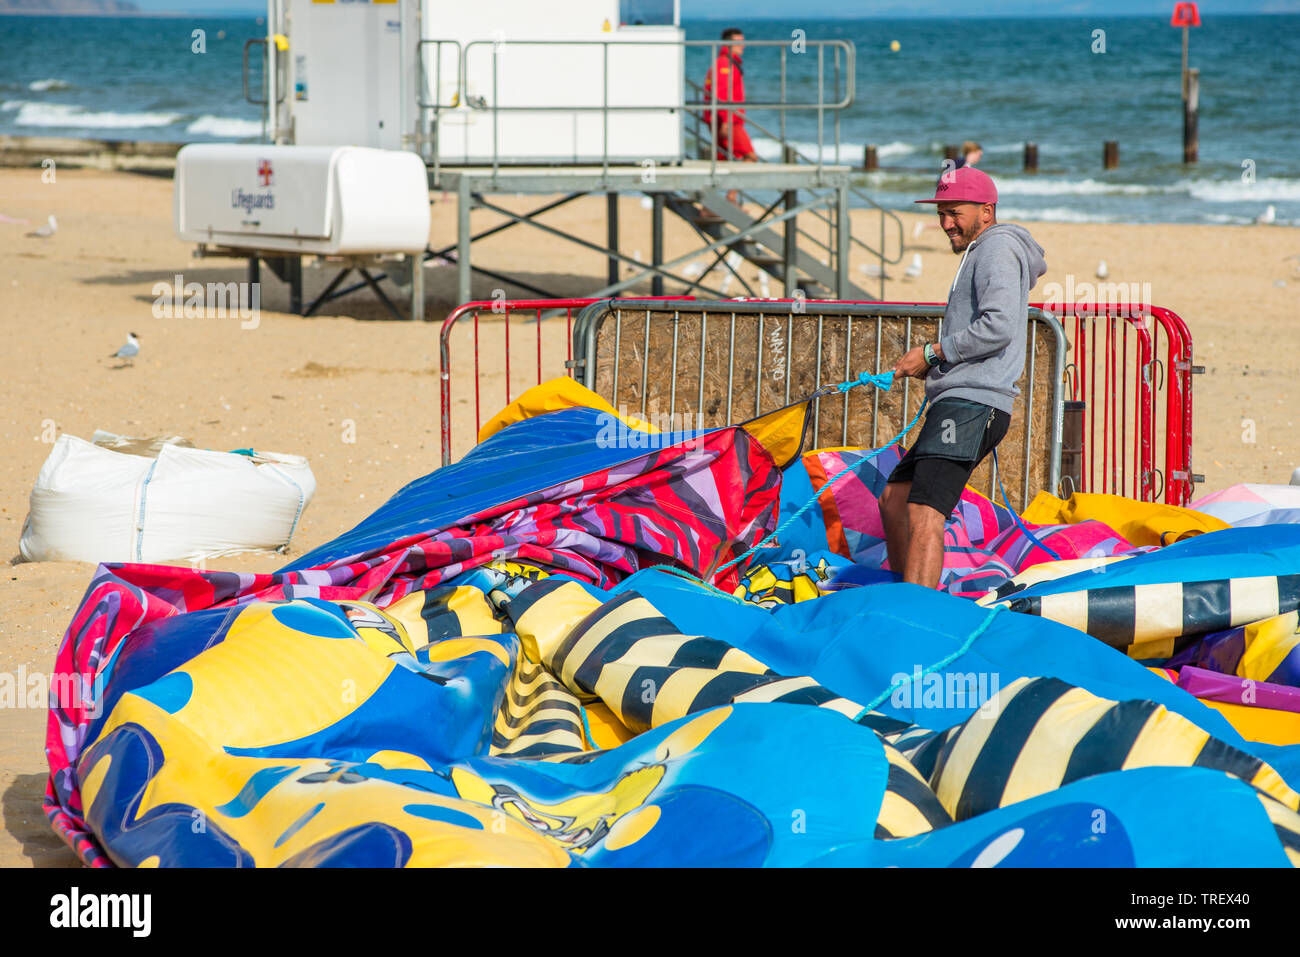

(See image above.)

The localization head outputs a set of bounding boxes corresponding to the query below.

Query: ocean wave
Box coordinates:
[995,177,1165,197]
[28,78,72,92]
[751,136,915,164]
[981,141,1047,155]
[1185,177,1300,203]
[750,137,871,164]
[1202,210,1300,227]
[187,115,263,138]
[874,140,916,158]
[9,101,181,129]
[996,206,1119,223]
[1201,212,1253,225]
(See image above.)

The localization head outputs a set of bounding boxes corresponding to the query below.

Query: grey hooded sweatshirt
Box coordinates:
[929,222,1047,414]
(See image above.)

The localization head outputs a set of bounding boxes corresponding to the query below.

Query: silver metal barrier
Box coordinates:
[572,300,1065,512]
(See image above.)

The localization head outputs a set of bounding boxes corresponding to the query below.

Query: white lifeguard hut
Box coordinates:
[176,0,900,319]
[272,0,684,166]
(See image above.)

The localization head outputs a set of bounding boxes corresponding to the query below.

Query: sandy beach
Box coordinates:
[1,165,1297,866]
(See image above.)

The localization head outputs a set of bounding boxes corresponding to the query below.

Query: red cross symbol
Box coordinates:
[257,159,273,187]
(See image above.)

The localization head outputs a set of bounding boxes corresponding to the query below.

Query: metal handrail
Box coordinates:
[685,76,904,261]
[686,124,898,269]
[457,38,854,110]
[242,38,285,107]
[421,37,853,180]
[415,39,464,181]
[682,82,905,294]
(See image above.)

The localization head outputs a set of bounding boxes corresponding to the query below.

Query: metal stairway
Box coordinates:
[663,189,872,300]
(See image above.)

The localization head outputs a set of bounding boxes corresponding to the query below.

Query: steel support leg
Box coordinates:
[288,255,303,315]
[411,252,425,322]
[457,177,472,305]
[783,188,798,297]
[836,184,851,300]
[651,193,664,297]
[607,192,619,287]
[303,267,353,317]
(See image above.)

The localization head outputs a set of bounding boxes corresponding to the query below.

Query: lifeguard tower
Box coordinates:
[179,0,903,319]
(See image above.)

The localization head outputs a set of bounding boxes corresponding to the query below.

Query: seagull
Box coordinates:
[1096,259,1109,279]
[904,253,923,280]
[26,214,57,238]
[1257,205,1276,225]
[110,332,140,365]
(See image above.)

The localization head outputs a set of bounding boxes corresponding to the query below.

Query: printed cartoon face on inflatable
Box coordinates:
[450,765,666,851]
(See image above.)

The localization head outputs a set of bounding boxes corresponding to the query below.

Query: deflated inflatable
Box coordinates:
[42,386,1300,867]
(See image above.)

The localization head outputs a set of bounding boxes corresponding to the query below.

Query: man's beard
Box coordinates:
[950,221,980,252]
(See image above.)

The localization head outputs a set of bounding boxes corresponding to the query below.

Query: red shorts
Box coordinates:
[714,120,755,161]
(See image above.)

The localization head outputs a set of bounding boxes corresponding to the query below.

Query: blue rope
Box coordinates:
[641,563,755,605]
[991,448,1062,561]
[711,371,926,582]
[630,370,918,602]
[578,702,597,750]
[854,604,1006,717]
[833,370,897,394]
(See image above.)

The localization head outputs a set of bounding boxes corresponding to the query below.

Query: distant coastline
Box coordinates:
[0,5,263,17]
[0,0,139,13]
[3,6,1297,19]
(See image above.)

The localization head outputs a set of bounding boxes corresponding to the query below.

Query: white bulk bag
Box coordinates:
[19,435,316,564]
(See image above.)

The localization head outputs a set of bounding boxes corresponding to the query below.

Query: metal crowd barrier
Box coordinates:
[439,298,592,466]
[439,297,693,465]
[439,297,1198,512]
[1041,302,1201,507]
[570,299,1066,513]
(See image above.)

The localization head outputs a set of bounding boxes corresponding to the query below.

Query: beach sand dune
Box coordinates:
[1,167,1297,866]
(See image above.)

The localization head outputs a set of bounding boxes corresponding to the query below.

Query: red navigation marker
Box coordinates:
[1171,2,1201,27]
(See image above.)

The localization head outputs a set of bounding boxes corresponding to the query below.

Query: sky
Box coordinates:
[128,0,1300,17]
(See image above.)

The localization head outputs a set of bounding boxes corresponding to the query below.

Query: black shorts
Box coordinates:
[887,397,1011,517]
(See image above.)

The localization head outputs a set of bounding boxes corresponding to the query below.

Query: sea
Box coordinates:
[1,12,1297,226]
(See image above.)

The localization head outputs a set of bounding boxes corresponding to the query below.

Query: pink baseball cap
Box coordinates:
[914,165,998,205]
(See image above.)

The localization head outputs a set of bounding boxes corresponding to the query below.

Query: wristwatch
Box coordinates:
[924,343,941,368]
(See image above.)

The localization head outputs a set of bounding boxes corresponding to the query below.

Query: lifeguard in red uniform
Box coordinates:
[703,28,758,164]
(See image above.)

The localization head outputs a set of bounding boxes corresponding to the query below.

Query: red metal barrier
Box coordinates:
[440,299,589,466]
[440,298,1198,508]
[1035,302,1199,507]
[439,298,691,466]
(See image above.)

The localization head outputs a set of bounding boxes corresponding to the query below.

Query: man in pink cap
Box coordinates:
[880,165,1047,589]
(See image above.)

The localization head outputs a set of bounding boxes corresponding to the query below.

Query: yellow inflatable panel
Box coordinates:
[738,403,810,470]
[1145,667,1300,746]
[478,378,656,445]
[1197,700,1300,747]
[479,377,811,469]
[1022,491,1230,547]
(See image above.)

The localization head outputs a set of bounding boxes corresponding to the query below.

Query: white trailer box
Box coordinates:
[272,0,684,165]
[174,144,430,254]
